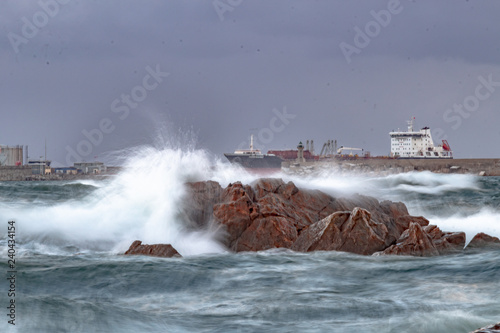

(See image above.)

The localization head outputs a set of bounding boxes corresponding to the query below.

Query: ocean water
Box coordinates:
[1,147,499,332]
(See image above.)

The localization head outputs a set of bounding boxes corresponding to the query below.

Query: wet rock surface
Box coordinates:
[125,178,499,257]
[182,180,223,228]
[467,232,500,249]
[379,223,466,256]
[471,323,500,333]
[212,178,434,255]
[124,240,181,258]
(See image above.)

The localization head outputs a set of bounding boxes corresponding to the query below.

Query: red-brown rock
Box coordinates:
[380,223,466,256]
[236,216,298,252]
[212,178,425,253]
[424,225,466,254]
[395,215,429,235]
[124,240,181,258]
[123,179,498,257]
[213,182,258,250]
[470,322,500,333]
[292,208,392,255]
[183,180,223,228]
[292,211,348,252]
[381,222,439,256]
[467,232,500,249]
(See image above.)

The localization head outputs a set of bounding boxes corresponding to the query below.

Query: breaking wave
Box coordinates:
[0,146,248,257]
[0,139,498,257]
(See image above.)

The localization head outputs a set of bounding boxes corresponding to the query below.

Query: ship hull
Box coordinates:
[396,157,453,159]
[224,154,283,169]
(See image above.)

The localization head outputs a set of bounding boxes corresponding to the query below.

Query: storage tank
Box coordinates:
[0,145,24,166]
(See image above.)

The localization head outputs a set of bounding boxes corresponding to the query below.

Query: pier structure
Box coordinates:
[282,158,500,176]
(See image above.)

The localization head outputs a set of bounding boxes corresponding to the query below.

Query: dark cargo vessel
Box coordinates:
[224,135,283,169]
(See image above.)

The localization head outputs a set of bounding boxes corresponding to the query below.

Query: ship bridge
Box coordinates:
[390,118,452,159]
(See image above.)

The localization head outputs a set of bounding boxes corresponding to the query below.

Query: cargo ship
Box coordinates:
[226,118,452,169]
[224,135,283,169]
[389,117,453,159]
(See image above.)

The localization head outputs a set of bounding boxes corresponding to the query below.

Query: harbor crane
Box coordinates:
[319,140,337,156]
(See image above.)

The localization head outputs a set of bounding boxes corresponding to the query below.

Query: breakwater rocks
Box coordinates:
[283,158,500,176]
[124,240,181,258]
[124,178,500,257]
[471,323,500,333]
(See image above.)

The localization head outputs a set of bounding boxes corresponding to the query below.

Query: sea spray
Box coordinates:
[0,146,257,256]
[426,209,500,246]
[1,153,499,333]
[283,170,499,245]
[1,143,498,257]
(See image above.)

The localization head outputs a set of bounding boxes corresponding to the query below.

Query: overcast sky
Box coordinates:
[2,0,500,166]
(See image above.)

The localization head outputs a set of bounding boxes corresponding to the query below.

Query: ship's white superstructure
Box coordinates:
[390,118,452,159]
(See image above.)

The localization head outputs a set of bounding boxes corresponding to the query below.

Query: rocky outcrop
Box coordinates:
[470,322,500,333]
[212,178,429,254]
[467,232,500,249]
[425,225,466,254]
[124,178,499,258]
[182,181,223,228]
[292,208,391,255]
[381,222,439,256]
[379,223,466,256]
[124,240,181,258]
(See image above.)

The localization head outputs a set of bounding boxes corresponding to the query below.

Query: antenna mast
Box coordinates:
[407,117,415,132]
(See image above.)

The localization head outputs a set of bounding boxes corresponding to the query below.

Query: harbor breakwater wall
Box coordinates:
[0,166,114,181]
[283,158,500,176]
[0,166,32,181]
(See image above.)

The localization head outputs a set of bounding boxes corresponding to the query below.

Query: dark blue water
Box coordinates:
[2,249,499,333]
[1,157,499,332]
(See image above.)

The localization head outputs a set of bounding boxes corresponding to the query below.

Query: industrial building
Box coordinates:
[53,167,79,175]
[28,160,52,175]
[0,145,24,166]
[74,162,106,174]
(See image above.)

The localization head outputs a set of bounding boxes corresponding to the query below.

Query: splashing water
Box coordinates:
[1,136,498,333]
[1,141,499,258]
[0,145,257,257]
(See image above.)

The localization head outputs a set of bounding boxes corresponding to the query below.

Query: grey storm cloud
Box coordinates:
[1,0,500,166]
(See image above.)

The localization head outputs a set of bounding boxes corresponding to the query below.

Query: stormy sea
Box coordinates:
[1,147,499,333]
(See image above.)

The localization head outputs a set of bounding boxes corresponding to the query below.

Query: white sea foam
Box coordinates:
[426,209,500,246]
[0,141,497,256]
[374,171,481,194]
[0,146,243,256]
[283,170,482,201]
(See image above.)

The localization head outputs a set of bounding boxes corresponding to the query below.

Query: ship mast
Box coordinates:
[250,134,254,151]
[407,117,415,132]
